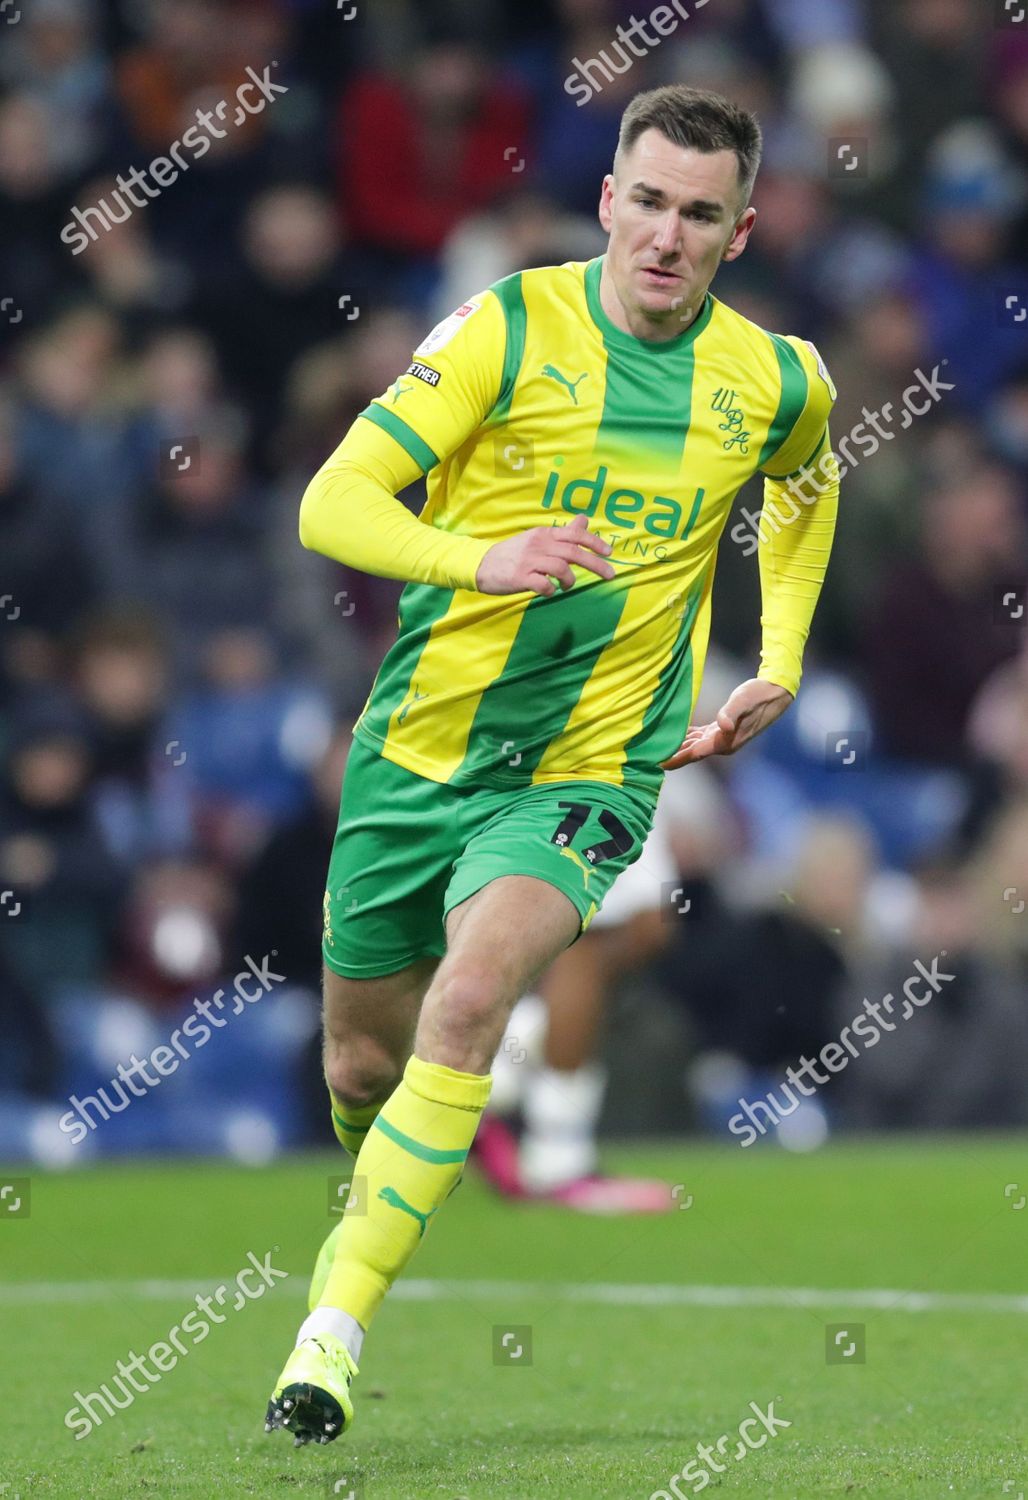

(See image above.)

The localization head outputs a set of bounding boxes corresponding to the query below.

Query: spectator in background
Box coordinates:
[871,0,987,224]
[266,307,428,671]
[0,94,84,337]
[0,394,98,705]
[969,797,1028,972]
[0,692,124,999]
[15,305,141,517]
[112,0,250,149]
[69,607,192,864]
[862,463,1025,766]
[72,171,194,320]
[160,626,333,867]
[985,373,1028,480]
[338,38,531,285]
[123,328,242,494]
[995,39,1028,265]
[199,185,373,464]
[430,190,604,323]
[110,419,272,679]
[234,720,354,1142]
[528,0,657,218]
[677,812,875,1141]
[911,120,1027,408]
[960,635,1028,845]
[112,853,237,1008]
[110,0,305,285]
[235,725,351,993]
[0,0,112,179]
[837,851,1028,1130]
[812,288,931,659]
[0,941,59,1097]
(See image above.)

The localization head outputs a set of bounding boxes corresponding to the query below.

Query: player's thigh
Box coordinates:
[443,873,582,1002]
[415,875,581,1071]
[321,736,460,981]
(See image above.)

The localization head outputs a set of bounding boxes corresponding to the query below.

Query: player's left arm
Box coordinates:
[662,339,839,770]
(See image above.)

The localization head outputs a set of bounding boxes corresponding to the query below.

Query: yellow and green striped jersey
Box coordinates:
[352,256,836,798]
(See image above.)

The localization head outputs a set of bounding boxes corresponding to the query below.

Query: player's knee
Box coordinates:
[425,964,508,1042]
[323,1040,401,1110]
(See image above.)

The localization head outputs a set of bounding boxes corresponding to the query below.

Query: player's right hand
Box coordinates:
[475,513,617,597]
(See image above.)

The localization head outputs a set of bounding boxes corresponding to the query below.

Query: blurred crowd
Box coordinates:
[1,0,1027,1156]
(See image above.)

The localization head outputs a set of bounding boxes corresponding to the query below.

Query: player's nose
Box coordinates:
[653,210,681,257]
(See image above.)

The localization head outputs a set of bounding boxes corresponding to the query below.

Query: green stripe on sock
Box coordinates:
[332,1111,371,1136]
[372,1114,469,1165]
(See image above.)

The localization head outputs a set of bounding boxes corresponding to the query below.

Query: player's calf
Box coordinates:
[321,960,430,1156]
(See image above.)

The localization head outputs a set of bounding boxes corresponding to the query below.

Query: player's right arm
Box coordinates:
[298,293,614,597]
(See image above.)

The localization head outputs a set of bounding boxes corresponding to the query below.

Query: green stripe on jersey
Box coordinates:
[358,582,456,741]
[621,581,705,774]
[489,272,528,423]
[454,578,629,782]
[359,406,439,473]
[756,334,809,473]
[584,257,709,471]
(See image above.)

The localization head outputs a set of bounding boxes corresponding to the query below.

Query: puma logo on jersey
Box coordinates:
[378,1185,437,1238]
[397,686,427,725]
[542,365,589,405]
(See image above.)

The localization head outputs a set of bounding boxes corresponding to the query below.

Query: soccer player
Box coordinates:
[266,84,839,1445]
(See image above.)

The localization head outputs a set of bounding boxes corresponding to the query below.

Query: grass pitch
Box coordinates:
[0,1138,1023,1499]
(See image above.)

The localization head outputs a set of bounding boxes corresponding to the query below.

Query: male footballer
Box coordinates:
[266,83,839,1445]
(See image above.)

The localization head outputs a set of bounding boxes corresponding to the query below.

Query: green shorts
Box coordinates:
[321,737,657,979]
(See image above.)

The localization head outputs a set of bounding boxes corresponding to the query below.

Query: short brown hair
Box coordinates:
[615,85,763,208]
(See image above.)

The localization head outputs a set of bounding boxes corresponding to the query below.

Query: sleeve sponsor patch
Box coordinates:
[407,360,442,387]
[414,299,480,356]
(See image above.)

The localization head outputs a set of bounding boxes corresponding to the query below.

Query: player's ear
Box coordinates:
[598,174,615,233]
[722,205,756,262]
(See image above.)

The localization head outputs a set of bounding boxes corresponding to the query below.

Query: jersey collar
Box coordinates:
[584,256,714,356]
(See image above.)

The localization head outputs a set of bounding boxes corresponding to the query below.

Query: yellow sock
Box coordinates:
[320,1055,491,1330]
[329,1090,383,1161]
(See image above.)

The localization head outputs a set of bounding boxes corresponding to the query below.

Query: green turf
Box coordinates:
[0,1138,1024,1499]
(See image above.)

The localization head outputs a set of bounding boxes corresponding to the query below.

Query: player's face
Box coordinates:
[598,129,755,334]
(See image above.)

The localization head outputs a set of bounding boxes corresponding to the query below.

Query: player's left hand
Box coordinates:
[660,678,793,770]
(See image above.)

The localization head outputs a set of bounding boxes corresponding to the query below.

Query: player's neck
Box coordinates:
[598,260,706,345]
